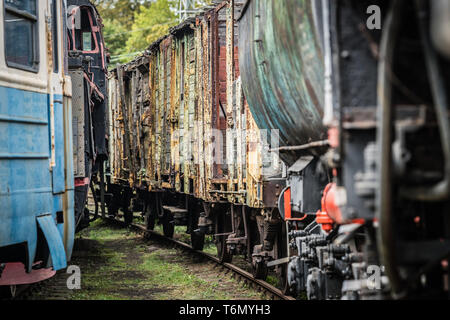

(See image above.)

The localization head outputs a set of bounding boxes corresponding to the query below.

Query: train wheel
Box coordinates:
[278,222,292,295]
[163,212,175,238]
[76,207,90,231]
[123,189,133,224]
[107,203,118,217]
[190,211,205,251]
[376,1,450,299]
[217,236,232,263]
[252,260,268,280]
[89,181,99,222]
[144,201,156,231]
[191,232,205,251]
[124,209,133,225]
[250,216,268,280]
[215,211,232,263]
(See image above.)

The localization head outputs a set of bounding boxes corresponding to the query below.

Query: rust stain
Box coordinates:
[107,0,270,210]
[226,0,235,203]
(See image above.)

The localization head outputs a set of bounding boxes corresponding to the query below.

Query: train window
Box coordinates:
[82,32,92,51]
[3,0,38,71]
[70,7,97,52]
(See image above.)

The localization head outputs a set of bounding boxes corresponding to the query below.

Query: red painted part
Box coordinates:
[70,6,100,54]
[328,127,339,148]
[70,6,77,51]
[75,177,90,187]
[284,187,292,220]
[99,33,106,71]
[322,183,343,224]
[315,210,334,232]
[294,213,309,221]
[86,7,101,54]
[0,263,56,286]
[352,219,366,225]
[317,184,367,230]
[83,73,105,100]
[316,183,339,232]
[282,186,312,222]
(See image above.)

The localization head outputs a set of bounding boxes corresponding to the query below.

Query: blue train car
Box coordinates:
[0,0,75,287]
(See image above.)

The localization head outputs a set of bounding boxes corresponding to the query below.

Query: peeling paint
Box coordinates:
[108,0,279,210]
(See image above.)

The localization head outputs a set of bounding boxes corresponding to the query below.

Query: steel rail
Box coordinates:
[106,217,295,301]
[9,216,295,301]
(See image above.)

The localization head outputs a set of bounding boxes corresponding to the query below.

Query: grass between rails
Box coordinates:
[68,219,264,300]
[145,217,279,287]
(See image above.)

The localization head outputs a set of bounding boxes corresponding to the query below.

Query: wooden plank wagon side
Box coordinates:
[106,0,288,282]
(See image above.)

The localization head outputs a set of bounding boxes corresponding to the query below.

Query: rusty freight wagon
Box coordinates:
[106,0,288,281]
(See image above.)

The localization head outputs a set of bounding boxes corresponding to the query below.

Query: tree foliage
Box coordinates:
[95,0,212,65]
[102,18,129,64]
[125,0,177,54]
[93,0,148,29]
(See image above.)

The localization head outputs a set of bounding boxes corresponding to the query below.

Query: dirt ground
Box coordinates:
[29,219,267,300]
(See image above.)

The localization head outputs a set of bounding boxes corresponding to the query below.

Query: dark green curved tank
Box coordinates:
[238,0,327,166]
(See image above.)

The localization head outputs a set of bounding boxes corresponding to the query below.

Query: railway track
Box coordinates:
[104,216,295,301]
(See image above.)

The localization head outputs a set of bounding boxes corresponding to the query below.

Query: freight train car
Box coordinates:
[107,0,290,282]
